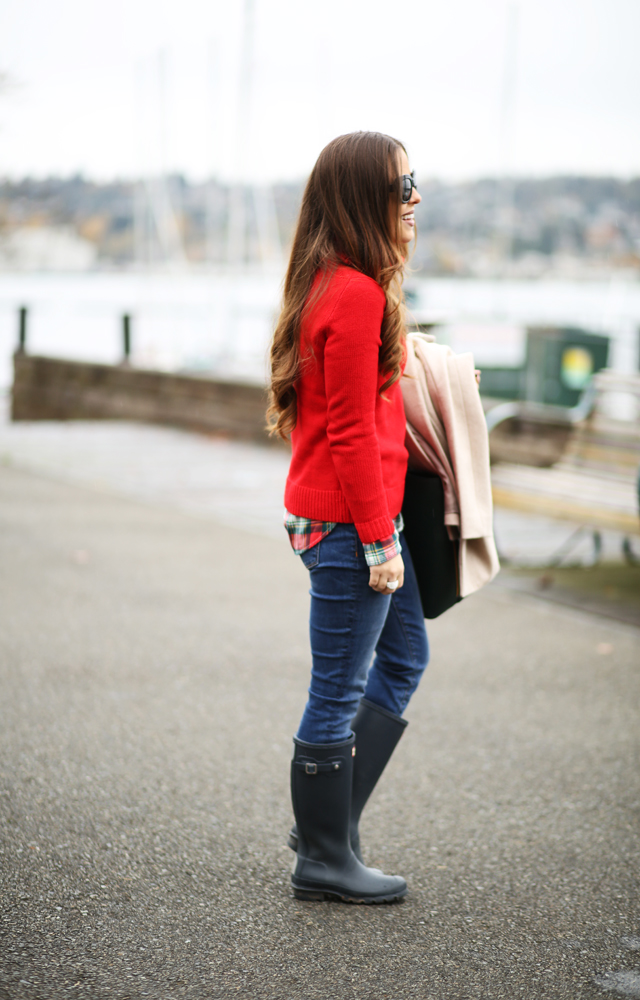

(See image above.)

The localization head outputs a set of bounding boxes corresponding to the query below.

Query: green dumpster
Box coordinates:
[524,327,610,407]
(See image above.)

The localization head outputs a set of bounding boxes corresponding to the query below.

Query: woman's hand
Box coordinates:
[369,553,404,594]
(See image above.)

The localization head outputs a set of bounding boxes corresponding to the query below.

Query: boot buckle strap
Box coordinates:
[294,758,343,775]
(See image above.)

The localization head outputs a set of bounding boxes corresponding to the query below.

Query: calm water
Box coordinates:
[1,269,638,390]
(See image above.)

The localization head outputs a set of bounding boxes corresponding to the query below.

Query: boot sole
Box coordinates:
[292,883,407,904]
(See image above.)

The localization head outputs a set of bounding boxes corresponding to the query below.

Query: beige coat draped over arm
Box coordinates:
[401,333,500,597]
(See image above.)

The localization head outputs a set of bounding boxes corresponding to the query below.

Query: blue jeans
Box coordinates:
[296,524,429,744]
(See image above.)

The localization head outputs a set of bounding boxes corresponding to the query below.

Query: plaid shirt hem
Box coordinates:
[284,511,403,567]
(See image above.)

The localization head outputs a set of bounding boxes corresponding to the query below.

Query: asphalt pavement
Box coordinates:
[1,460,639,1000]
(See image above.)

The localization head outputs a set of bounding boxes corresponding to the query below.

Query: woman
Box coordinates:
[268,131,429,904]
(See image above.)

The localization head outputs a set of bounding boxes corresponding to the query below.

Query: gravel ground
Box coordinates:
[1,463,639,1000]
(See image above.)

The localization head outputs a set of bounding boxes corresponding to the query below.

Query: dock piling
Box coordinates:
[122,314,132,364]
[18,306,28,353]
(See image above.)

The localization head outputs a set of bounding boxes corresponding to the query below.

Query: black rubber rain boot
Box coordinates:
[290,734,407,903]
[348,699,408,861]
[287,698,409,862]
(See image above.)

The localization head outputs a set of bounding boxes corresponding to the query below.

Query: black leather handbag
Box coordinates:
[401,470,462,619]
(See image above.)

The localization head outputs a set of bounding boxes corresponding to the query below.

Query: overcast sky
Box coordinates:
[1,0,639,183]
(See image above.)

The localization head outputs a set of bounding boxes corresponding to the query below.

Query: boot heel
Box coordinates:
[292,887,327,901]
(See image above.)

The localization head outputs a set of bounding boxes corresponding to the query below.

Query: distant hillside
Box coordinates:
[413,176,640,278]
[0,174,638,277]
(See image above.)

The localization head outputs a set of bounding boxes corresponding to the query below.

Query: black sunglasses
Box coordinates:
[390,171,418,203]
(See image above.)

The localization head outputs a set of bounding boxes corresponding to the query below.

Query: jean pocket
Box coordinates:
[300,542,320,569]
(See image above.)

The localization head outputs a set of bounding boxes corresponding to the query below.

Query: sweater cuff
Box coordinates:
[354,513,396,545]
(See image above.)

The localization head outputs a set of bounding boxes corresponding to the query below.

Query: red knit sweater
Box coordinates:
[284,264,408,545]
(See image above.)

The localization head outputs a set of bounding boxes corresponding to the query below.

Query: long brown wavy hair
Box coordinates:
[267,131,413,440]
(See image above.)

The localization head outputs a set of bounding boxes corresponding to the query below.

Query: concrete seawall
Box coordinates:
[11,352,273,443]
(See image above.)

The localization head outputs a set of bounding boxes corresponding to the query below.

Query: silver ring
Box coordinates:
[386,580,399,590]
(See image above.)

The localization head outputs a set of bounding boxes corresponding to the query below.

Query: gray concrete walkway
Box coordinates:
[1,460,639,1000]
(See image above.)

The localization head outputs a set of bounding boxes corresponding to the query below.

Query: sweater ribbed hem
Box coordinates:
[284,483,352,523]
[284,481,402,544]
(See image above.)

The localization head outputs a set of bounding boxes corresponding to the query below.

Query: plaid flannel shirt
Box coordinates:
[284,510,403,567]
